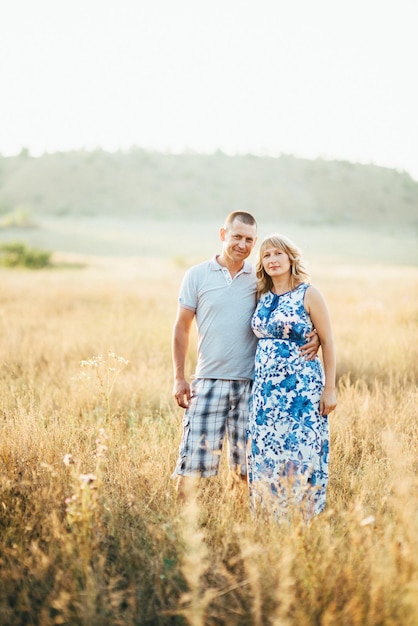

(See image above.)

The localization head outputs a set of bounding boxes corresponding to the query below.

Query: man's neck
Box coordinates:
[216,254,244,277]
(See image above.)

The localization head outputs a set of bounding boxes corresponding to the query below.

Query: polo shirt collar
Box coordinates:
[210,255,253,274]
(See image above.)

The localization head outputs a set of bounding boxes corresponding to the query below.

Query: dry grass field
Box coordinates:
[0,232,417,625]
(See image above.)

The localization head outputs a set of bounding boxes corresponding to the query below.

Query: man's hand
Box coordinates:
[173,378,191,409]
[299,329,320,361]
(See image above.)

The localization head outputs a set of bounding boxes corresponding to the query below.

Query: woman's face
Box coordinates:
[261,246,291,278]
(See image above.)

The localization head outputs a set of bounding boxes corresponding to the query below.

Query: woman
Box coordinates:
[247,234,337,520]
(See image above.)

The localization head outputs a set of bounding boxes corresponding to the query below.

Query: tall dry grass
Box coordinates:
[0,256,417,625]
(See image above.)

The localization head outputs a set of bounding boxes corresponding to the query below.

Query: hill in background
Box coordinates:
[0,148,417,229]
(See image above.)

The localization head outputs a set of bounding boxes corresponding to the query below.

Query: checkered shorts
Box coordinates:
[172,378,252,478]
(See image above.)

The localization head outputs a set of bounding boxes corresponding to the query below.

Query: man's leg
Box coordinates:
[175,475,201,503]
[226,380,252,491]
[172,379,230,496]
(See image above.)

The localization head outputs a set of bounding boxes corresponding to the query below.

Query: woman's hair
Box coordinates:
[256,233,310,297]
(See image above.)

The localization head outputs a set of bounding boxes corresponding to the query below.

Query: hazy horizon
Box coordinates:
[1,0,417,178]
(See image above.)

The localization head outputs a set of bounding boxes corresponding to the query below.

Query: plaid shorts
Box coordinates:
[172,378,252,478]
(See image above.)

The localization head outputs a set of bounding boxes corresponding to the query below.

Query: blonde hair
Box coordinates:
[256,233,310,298]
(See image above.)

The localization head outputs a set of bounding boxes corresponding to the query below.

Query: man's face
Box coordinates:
[220,218,257,264]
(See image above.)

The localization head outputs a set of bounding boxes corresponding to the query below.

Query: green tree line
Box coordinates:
[0,148,417,228]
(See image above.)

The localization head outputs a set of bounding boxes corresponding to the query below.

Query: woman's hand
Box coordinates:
[320,387,337,416]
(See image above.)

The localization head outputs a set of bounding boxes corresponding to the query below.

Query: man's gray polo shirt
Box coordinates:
[178,256,258,380]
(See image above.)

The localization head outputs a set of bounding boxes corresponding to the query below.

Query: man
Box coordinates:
[171,211,319,499]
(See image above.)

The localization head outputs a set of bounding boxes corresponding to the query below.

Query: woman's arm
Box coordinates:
[304,286,337,416]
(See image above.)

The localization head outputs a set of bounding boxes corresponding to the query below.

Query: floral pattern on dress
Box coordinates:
[247,283,329,520]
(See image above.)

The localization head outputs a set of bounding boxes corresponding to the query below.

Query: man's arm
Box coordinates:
[172,306,195,408]
[299,328,320,361]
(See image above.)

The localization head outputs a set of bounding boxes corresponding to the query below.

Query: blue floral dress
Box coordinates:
[247,283,329,519]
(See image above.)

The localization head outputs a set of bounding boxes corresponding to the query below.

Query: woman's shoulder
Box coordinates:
[303,283,320,296]
[295,282,311,296]
[303,284,326,309]
[257,290,273,301]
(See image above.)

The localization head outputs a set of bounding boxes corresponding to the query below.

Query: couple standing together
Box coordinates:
[171,211,337,519]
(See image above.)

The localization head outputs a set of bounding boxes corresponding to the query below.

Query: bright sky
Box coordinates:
[1,0,417,179]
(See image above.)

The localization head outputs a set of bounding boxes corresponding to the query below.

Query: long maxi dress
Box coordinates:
[246,283,329,519]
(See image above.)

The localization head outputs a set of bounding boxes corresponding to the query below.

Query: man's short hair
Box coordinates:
[224,211,257,230]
